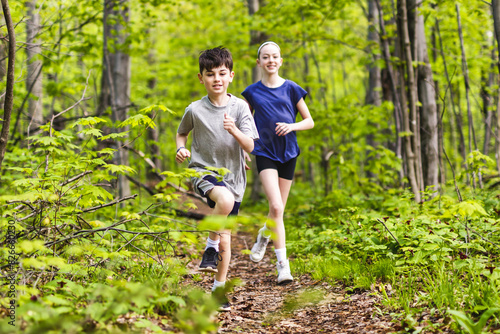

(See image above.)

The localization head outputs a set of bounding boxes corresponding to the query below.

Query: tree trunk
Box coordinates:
[436,19,467,176]
[497,86,500,176]
[365,0,382,180]
[26,0,44,133]
[301,37,317,188]
[396,0,421,202]
[375,0,406,183]
[457,4,481,189]
[247,0,267,202]
[144,39,161,184]
[408,0,439,195]
[431,17,446,184]
[0,15,7,108]
[491,0,500,174]
[481,47,494,156]
[0,0,15,171]
[492,0,500,75]
[100,0,131,198]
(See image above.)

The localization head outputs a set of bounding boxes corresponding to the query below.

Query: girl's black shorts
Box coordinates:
[255,155,297,180]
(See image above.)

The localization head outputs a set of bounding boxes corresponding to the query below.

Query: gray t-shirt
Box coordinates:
[177,94,259,202]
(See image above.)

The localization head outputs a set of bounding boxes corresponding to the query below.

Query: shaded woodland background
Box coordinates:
[1,0,500,333]
[2,0,500,198]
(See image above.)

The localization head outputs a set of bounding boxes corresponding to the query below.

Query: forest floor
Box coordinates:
[182,230,402,334]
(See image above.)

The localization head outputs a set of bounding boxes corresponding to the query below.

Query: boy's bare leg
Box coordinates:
[207,186,235,283]
[215,229,231,282]
[208,231,219,242]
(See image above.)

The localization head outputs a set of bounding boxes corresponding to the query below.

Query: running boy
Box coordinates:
[176,46,259,310]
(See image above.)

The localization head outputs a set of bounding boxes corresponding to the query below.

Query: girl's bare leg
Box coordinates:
[259,169,293,249]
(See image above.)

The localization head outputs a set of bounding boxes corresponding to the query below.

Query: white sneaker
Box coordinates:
[277,260,293,285]
[249,227,270,262]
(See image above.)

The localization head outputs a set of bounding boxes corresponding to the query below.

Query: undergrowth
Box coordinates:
[286,183,500,333]
[0,107,229,333]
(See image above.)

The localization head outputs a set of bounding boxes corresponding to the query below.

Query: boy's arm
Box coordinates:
[175,133,191,163]
[223,113,254,153]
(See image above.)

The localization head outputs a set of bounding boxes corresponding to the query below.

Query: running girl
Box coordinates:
[242,41,314,284]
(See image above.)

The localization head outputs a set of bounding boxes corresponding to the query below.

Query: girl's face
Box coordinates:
[257,44,282,75]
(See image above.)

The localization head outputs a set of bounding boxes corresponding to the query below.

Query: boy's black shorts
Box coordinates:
[197,175,240,216]
[255,155,297,180]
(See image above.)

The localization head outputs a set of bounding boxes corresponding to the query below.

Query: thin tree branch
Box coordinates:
[376,218,401,247]
[81,194,137,213]
[59,170,93,187]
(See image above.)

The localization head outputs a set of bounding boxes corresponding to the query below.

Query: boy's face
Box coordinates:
[198,66,234,97]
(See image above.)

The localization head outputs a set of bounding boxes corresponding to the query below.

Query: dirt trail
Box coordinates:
[187,231,399,334]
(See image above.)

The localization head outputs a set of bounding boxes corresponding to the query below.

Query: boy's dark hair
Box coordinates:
[199,46,233,74]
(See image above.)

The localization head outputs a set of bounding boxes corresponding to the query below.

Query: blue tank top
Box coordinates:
[242,80,307,163]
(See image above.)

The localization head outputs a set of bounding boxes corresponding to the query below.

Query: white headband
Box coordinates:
[257,41,280,58]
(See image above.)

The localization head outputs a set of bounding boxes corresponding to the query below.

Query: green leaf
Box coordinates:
[139,104,175,115]
[22,258,46,269]
[103,164,136,175]
[87,303,106,321]
[205,166,231,177]
[157,295,187,307]
[16,240,48,254]
[448,308,500,334]
[198,216,237,231]
[450,200,488,218]
[100,132,129,141]
[6,166,34,174]
[44,295,72,306]
[97,148,116,156]
[78,128,103,138]
[118,114,156,129]
[71,116,108,128]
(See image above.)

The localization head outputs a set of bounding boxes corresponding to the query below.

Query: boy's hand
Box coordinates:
[223,113,237,135]
[176,148,191,163]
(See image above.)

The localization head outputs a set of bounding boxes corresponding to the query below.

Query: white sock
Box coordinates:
[205,237,219,252]
[212,279,225,292]
[260,224,271,238]
[275,248,287,263]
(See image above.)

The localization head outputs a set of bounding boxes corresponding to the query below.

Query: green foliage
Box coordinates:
[3,0,500,332]
[174,289,219,334]
[0,107,219,331]
[284,183,500,331]
[448,308,500,334]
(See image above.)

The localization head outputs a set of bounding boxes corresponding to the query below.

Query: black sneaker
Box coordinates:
[218,301,231,312]
[212,287,231,312]
[198,247,221,273]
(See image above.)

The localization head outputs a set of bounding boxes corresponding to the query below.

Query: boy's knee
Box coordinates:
[214,190,235,214]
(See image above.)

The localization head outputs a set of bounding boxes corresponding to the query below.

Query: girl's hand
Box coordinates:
[224,113,237,135]
[176,148,191,163]
[275,122,294,136]
[243,151,251,170]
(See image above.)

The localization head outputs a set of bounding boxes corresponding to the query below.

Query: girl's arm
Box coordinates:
[276,98,314,136]
[244,99,254,115]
